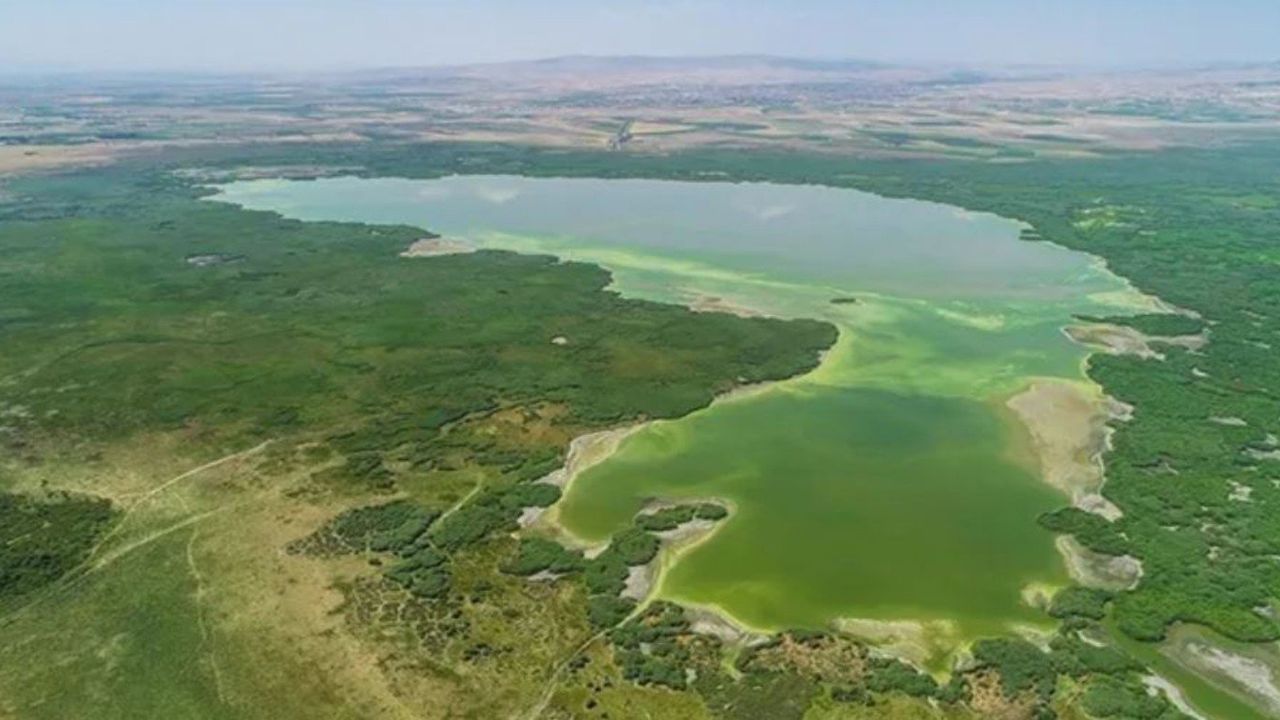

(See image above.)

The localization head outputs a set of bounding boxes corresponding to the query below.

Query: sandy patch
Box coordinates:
[537,425,646,492]
[176,165,364,183]
[1009,623,1056,654]
[1159,626,1280,717]
[0,143,118,176]
[654,517,718,541]
[1065,323,1163,359]
[935,306,1007,331]
[1076,493,1123,521]
[1065,322,1208,359]
[1020,583,1057,612]
[686,293,766,318]
[967,670,1038,719]
[620,564,654,601]
[1142,674,1210,720]
[1055,536,1142,591]
[399,237,475,258]
[833,617,961,669]
[1228,481,1254,502]
[1183,644,1280,715]
[1006,378,1123,519]
[683,604,770,646]
[517,506,543,528]
[629,121,698,136]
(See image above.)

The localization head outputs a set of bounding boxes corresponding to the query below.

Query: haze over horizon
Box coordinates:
[3,0,1278,74]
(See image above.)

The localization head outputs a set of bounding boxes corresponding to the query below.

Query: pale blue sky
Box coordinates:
[2,0,1277,72]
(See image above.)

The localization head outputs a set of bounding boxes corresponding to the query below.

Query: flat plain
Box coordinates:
[3,57,1280,719]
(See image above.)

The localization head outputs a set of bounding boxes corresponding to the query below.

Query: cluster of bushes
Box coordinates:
[967,633,1168,719]
[1077,313,1205,338]
[497,500,730,643]
[635,502,727,531]
[288,499,452,598]
[971,638,1059,706]
[430,481,561,552]
[581,528,660,628]
[1038,507,1129,556]
[288,499,439,557]
[734,630,967,710]
[809,629,1159,718]
[589,595,638,631]
[501,537,584,576]
[386,546,451,599]
[1049,586,1113,621]
[1081,675,1182,719]
[580,508,725,630]
[1049,634,1140,677]
[0,491,115,605]
[609,602,695,690]
[862,657,944,700]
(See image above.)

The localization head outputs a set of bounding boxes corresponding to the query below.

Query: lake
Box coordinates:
[215,174,1151,656]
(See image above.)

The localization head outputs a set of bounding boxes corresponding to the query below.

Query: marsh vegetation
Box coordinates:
[3,135,1280,718]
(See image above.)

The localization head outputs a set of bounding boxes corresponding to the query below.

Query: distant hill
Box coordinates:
[347,54,905,89]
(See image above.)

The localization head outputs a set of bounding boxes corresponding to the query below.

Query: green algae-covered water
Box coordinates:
[215,175,1151,644]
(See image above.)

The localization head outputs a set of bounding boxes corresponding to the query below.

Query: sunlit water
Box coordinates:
[215,175,1149,647]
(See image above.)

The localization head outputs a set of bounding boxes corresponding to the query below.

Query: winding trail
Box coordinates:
[1,441,270,626]
[186,526,230,706]
[90,439,273,562]
[520,601,657,720]
[518,627,611,720]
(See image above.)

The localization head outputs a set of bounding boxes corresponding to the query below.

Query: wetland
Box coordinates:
[216,175,1157,651]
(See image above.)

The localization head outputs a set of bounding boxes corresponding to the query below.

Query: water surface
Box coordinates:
[215,175,1149,644]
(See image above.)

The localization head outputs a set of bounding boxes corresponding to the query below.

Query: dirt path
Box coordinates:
[2,442,271,626]
[517,589,662,720]
[518,628,609,720]
[436,480,484,526]
[90,439,273,563]
[186,526,230,706]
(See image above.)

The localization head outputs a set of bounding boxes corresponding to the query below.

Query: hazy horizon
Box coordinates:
[3,0,1277,74]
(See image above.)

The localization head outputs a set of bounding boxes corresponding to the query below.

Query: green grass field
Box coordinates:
[4,136,1280,718]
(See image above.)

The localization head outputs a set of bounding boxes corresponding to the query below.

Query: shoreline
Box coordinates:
[208,166,1212,711]
[640,501,769,643]
[834,616,963,672]
[533,332,838,550]
[1004,376,1125,519]
[523,422,648,549]
[1004,364,1140,590]
[530,296,1171,657]
[217,175,1189,658]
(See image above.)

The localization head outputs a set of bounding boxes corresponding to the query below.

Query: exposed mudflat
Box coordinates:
[400,237,475,257]
[1065,321,1207,359]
